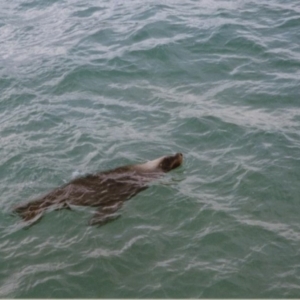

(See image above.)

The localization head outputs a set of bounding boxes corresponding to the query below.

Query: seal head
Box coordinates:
[136,152,183,173]
[159,152,183,172]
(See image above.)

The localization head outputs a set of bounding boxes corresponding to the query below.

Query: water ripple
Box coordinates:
[1,0,300,298]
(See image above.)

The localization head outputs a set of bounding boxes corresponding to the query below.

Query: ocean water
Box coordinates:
[1,0,300,298]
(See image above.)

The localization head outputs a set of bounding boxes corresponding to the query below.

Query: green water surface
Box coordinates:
[1,0,300,298]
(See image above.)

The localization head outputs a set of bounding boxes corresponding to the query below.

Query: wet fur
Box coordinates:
[13,153,183,226]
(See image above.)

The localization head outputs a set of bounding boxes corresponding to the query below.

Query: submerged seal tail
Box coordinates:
[13,153,183,226]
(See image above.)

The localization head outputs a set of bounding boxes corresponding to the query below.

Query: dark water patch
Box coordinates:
[72,6,105,18]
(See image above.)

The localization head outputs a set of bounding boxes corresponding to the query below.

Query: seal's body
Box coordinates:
[13,153,183,226]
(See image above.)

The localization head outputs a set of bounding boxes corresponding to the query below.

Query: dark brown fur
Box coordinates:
[13,153,183,226]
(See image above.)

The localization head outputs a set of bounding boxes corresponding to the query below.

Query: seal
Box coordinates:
[13,153,183,226]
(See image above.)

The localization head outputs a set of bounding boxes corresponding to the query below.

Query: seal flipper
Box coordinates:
[13,197,70,222]
[13,199,50,221]
[89,202,123,226]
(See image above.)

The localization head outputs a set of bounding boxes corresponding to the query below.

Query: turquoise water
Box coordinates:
[1,0,300,297]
